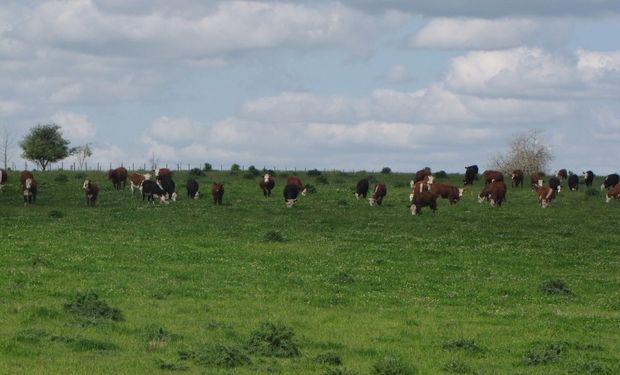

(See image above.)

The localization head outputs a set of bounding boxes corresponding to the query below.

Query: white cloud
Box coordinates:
[52,110,97,143]
[385,64,413,82]
[146,116,206,144]
[0,99,20,116]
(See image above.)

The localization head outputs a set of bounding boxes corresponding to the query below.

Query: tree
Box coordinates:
[0,126,13,170]
[489,129,553,175]
[20,124,74,171]
[74,143,93,170]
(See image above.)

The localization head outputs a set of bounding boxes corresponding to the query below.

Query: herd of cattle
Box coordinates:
[0,165,618,214]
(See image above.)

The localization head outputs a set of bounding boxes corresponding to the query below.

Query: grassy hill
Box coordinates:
[0,170,618,374]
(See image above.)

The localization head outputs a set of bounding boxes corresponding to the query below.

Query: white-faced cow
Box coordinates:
[82,179,99,206]
[186,178,200,199]
[409,175,434,202]
[483,170,504,185]
[128,173,151,195]
[286,176,306,196]
[549,176,561,193]
[142,180,168,204]
[568,173,579,191]
[0,168,6,191]
[530,173,543,190]
[430,183,464,205]
[212,182,224,205]
[259,173,275,197]
[155,168,172,180]
[355,178,370,199]
[21,171,37,205]
[583,170,595,187]
[159,175,177,202]
[410,190,437,215]
[412,168,432,186]
[601,173,619,190]
[536,186,556,208]
[107,167,128,190]
[368,183,387,206]
[605,183,620,203]
[463,165,478,185]
[478,180,506,207]
[283,184,299,207]
[511,169,524,188]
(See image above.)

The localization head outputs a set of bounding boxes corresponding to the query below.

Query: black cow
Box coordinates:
[159,175,177,201]
[601,173,619,190]
[583,170,595,187]
[355,178,369,199]
[549,176,561,193]
[186,178,199,199]
[142,180,167,203]
[283,183,299,207]
[464,165,478,185]
[568,173,579,191]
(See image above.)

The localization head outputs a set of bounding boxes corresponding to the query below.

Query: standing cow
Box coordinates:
[355,178,369,199]
[286,176,307,196]
[142,180,168,204]
[568,173,579,191]
[463,165,478,185]
[21,171,37,205]
[605,183,620,203]
[0,168,6,191]
[511,170,524,188]
[129,173,151,195]
[430,183,464,205]
[410,190,438,215]
[368,183,387,206]
[601,173,619,190]
[259,173,275,197]
[412,168,432,185]
[186,178,200,199]
[536,186,556,208]
[549,176,561,193]
[212,182,224,205]
[583,170,595,187]
[155,168,172,180]
[82,179,99,206]
[483,170,504,185]
[478,180,506,207]
[555,169,568,180]
[159,175,177,201]
[530,173,543,190]
[107,167,128,190]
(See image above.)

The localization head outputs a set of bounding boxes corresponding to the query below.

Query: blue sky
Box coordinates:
[1,1,619,173]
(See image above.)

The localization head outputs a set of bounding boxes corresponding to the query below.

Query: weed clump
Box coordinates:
[442,338,484,354]
[442,359,472,373]
[570,360,613,374]
[49,210,64,219]
[316,175,329,184]
[246,322,300,358]
[144,326,179,350]
[371,356,416,375]
[193,344,252,368]
[156,359,189,371]
[189,168,203,177]
[63,291,123,323]
[315,351,342,366]
[264,230,286,242]
[325,368,360,375]
[522,342,566,365]
[54,174,69,183]
[305,184,317,194]
[333,271,354,285]
[540,279,573,295]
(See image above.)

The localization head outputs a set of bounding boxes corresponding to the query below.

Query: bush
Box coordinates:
[195,344,251,368]
[54,174,69,183]
[246,322,300,358]
[63,291,123,323]
[248,165,261,177]
[325,368,360,375]
[49,210,64,219]
[305,184,317,194]
[307,169,322,176]
[315,351,342,366]
[230,164,240,173]
[189,168,203,177]
[539,279,573,295]
[442,338,484,354]
[371,357,415,375]
[203,163,213,172]
[434,170,447,178]
[522,343,566,365]
[381,167,391,174]
[316,175,329,184]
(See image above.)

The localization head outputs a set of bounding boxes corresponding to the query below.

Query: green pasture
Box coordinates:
[0,169,618,374]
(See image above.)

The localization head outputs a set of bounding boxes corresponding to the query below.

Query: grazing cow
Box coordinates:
[82,180,99,206]
[283,184,299,207]
[107,167,128,190]
[536,186,556,208]
[155,168,172,180]
[430,183,464,205]
[601,173,619,190]
[141,180,167,204]
[212,182,224,205]
[413,168,431,184]
[583,170,594,187]
[410,190,438,215]
[478,181,506,206]
[555,169,568,180]
[368,183,387,206]
[159,175,177,201]
[0,168,6,191]
[410,175,435,200]
[530,173,543,190]
[549,176,561,193]
[568,173,579,191]
[22,177,37,205]
[355,178,369,199]
[463,165,478,185]
[511,169,524,188]
[483,170,504,185]
[286,176,307,196]
[605,183,620,203]
[129,173,151,195]
[259,173,275,197]
[186,178,200,199]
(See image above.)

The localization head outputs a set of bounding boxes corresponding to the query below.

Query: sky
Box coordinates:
[1,0,619,173]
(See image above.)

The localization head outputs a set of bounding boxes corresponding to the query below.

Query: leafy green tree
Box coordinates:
[20,124,74,171]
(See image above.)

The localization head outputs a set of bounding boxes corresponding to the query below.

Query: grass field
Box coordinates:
[0,169,618,374]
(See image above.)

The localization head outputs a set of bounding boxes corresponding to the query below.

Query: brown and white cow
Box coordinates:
[212,182,224,205]
[530,173,543,190]
[0,168,6,191]
[129,173,151,195]
[536,186,556,208]
[411,168,432,186]
[483,170,504,185]
[107,167,128,190]
[409,175,434,201]
[82,179,99,206]
[555,169,568,180]
[368,183,387,206]
[511,169,524,188]
[155,168,172,180]
[605,183,620,203]
[601,173,619,191]
[430,183,464,205]
[478,180,506,206]
[259,173,275,197]
[286,176,307,196]
[410,190,438,215]
[21,174,37,205]
[582,170,594,187]
[20,170,34,185]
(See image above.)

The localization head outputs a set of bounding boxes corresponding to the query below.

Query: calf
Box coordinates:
[463,165,478,185]
[0,168,6,191]
[549,176,561,193]
[107,167,128,190]
[601,173,619,190]
[368,183,387,206]
[605,183,620,203]
[355,178,369,199]
[186,178,200,199]
[478,181,506,206]
[82,179,99,206]
[286,176,307,196]
[141,180,167,204]
[129,173,151,195]
[568,173,579,191]
[511,169,524,188]
[259,173,275,197]
[430,183,464,205]
[483,170,504,185]
[22,177,37,205]
[583,170,594,187]
[159,175,177,201]
[283,183,299,207]
[212,182,224,205]
[536,186,556,208]
[410,190,437,215]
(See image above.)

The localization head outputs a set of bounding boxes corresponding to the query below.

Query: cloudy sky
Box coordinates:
[1,1,619,173]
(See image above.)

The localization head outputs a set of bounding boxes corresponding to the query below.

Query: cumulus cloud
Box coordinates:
[145,116,206,144]
[52,110,97,143]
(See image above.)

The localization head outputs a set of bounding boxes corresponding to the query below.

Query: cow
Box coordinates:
[20,170,34,185]
[511,170,524,188]
[286,176,307,196]
[478,180,506,207]
[410,190,438,215]
[536,186,556,208]
[0,168,6,191]
[483,170,504,185]
[463,165,478,185]
[368,183,387,206]
[549,176,561,193]
[212,182,224,205]
[606,183,620,203]
[430,183,464,205]
[568,173,579,191]
[159,175,177,201]
[283,184,299,207]
[129,173,151,195]
[259,173,275,197]
[410,175,435,200]
[186,178,200,199]
[142,180,168,204]
[22,177,37,205]
[530,173,543,190]
[107,167,128,190]
[412,168,432,185]
[555,169,568,180]
[82,179,99,206]
[355,178,369,199]
[583,170,594,187]
[601,173,619,190]
[155,168,172,180]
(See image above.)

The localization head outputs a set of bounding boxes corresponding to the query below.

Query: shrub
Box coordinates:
[189,168,203,177]
[264,230,286,242]
[540,279,573,295]
[246,322,300,358]
[308,169,322,176]
[522,343,566,365]
[195,344,251,368]
[442,338,484,354]
[316,175,329,185]
[156,359,189,371]
[325,368,360,375]
[381,167,392,174]
[63,291,123,323]
[441,360,471,373]
[315,351,342,366]
[49,210,64,219]
[203,163,213,172]
[248,165,261,177]
[371,356,415,375]
[230,164,240,173]
[305,184,317,194]
[434,170,448,178]
[54,174,69,183]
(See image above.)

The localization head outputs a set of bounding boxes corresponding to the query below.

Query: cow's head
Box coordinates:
[426,175,435,185]
[368,197,377,206]
[301,188,307,196]
[143,173,152,180]
[606,194,612,203]
[458,188,464,197]
[537,179,543,187]
[409,193,414,202]
[25,178,32,189]
[286,198,297,208]
[82,179,90,190]
[263,174,270,183]
[409,179,415,188]
[410,204,417,215]
[193,192,200,199]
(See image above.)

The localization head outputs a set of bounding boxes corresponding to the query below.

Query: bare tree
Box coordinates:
[0,126,13,170]
[489,129,553,174]
[149,152,158,171]
[74,143,93,170]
